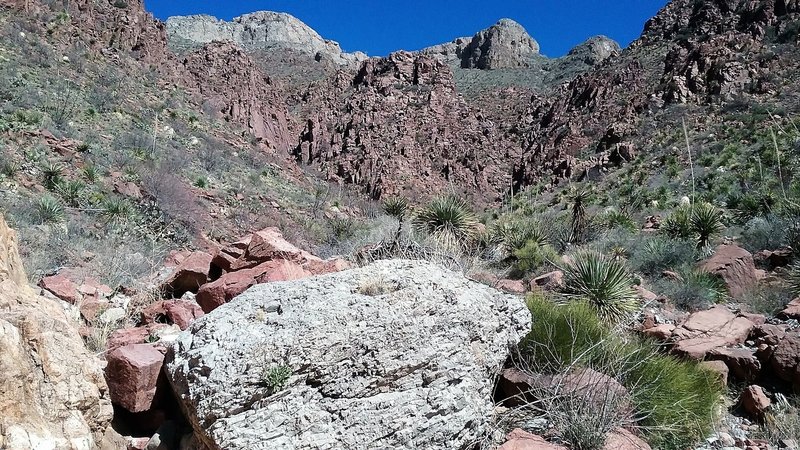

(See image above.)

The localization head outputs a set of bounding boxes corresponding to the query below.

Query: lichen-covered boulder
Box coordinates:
[166,259,531,450]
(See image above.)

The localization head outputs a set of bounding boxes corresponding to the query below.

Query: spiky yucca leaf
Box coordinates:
[491,220,549,254]
[413,196,479,247]
[562,250,639,323]
[661,206,693,239]
[691,202,724,248]
[382,196,410,220]
[36,195,65,224]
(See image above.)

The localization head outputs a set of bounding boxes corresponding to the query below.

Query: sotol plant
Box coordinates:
[35,195,65,224]
[413,196,479,247]
[562,250,639,323]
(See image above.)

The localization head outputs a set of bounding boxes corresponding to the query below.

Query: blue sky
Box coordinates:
[144,0,670,57]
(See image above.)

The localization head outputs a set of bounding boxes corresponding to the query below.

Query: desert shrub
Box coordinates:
[56,180,84,207]
[655,270,727,311]
[757,396,800,446]
[740,284,794,315]
[740,215,789,253]
[261,364,292,395]
[561,250,639,323]
[518,296,723,450]
[512,239,559,276]
[381,196,410,221]
[661,206,693,239]
[40,160,64,190]
[596,208,637,232]
[0,151,19,177]
[691,202,725,248]
[662,204,725,248]
[34,195,65,224]
[628,237,697,276]
[413,196,479,248]
[100,196,135,223]
[82,163,100,183]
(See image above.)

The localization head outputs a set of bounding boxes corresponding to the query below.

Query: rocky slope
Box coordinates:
[167,12,367,66]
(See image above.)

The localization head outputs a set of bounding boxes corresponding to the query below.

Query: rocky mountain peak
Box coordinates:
[567,35,621,65]
[461,18,541,69]
[166,12,367,66]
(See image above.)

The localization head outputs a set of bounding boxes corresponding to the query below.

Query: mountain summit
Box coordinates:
[166,12,367,65]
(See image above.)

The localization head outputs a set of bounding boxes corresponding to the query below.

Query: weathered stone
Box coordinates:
[699,245,762,297]
[530,270,564,291]
[106,344,165,413]
[498,429,568,450]
[141,299,204,330]
[643,323,676,341]
[700,360,730,387]
[460,19,540,69]
[497,279,526,294]
[708,347,761,382]
[0,215,113,448]
[741,385,771,419]
[166,260,530,449]
[161,251,213,298]
[604,428,652,450]
[671,306,755,359]
[39,272,81,304]
[196,258,307,313]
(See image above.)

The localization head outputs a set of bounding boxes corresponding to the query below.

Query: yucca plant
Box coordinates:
[491,220,549,255]
[691,202,724,248]
[41,161,64,191]
[56,180,84,207]
[382,196,410,240]
[382,196,410,220]
[35,195,65,224]
[101,197,133,223]
[413,196,479,248]
[570,189,590,243]
[82,164,100,183]
[661,206,693,239]
[561,250,639,323]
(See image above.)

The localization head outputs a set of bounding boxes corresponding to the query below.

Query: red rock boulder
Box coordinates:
[670,306,755,359]
[141,299,204,330]
[196,259,307,313]
[707,347,761,382]
[498,430,568,450]
[161,251,213,298]
[741,385,771,420]
[699,245,763,297]
[39,273,81,304]
[604,428,651,450]
[105,344,165,413]
[530,270,564,291]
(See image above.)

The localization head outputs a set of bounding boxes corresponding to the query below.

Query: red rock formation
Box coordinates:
[180,42,294,152]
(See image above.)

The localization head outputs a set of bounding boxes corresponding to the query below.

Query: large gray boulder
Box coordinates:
[166,12,367,65]
[166,259,530,450]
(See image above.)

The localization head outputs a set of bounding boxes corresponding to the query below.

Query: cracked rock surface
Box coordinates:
[165,259,531,450]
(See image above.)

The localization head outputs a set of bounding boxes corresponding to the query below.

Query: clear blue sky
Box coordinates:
[144,0,670,57]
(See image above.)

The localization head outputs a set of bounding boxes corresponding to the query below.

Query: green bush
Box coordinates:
[661,206,693,239]
[628,237,697,276]
[413,196,478,248]
[596,208,637,232]
[519,297,723,450]
[561,250,639,323]
[381,196,410,220]
[691,203,725,248]
[35,195,65,224]
[56,180,84,207]
[655,270,727,311]
[512,239,559,275]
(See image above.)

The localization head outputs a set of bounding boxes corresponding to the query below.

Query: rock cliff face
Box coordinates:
[180,41,294,151]
[0,216,113,449]
[166,259,531,450]
[293,51,520,201]
[167,12,367,65]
